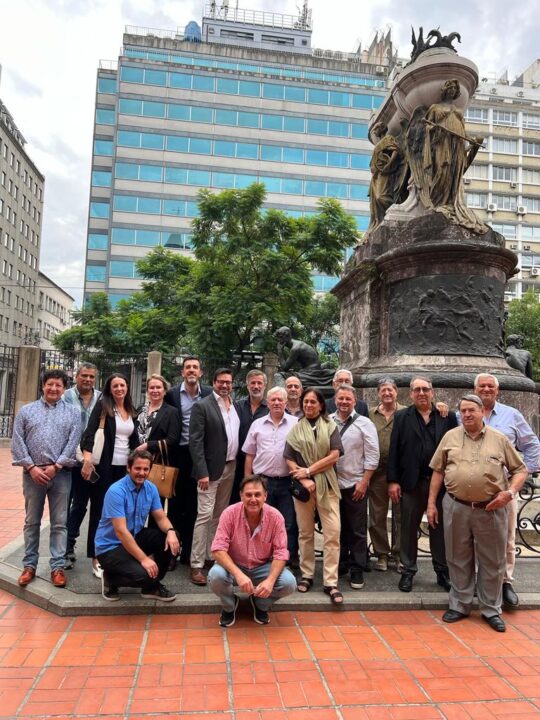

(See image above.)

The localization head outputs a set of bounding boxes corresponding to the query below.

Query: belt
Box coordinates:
[262,475,290,482]
[449,493,490,509]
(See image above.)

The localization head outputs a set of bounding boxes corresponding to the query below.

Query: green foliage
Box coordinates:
[294,294,341,364]
[506,289,540,381]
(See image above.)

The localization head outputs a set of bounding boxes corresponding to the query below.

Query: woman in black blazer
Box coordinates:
[81,372,138,577]
[135,374,181,459]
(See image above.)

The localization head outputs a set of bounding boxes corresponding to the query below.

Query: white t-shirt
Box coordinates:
[112,412,134,466]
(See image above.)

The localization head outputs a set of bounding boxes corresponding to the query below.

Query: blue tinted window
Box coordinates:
[215,141,235,157]
[88,233,108,249]
[138,197,161,214]
[163,199,186,216]
[142,101,165,118]
[261,145,282,162]
[111,228,135,244]
[189,138,211,154]
[327,182,348,199]
[117,131,140,147]
[306,150,326,166]
[188,169,210,185]
[137,230,160,246]
[239,80,259,97]
[329,121,348,137]
[168,104,190,120]
[263,84,284,100]
[213,172,235,188]
[164,167,188,184]
[110,260,137,277]
[145,69,166,86]
[354,215,370,230]
[141,133,164,150]
[283,116,304,133]
[373,96,383,108]
[307,119,327,135]
[191,106,213,123]
[192,75,214,91]
[282,178,302,194]
[90,201,110,218]
[262,114,282,130]
[166,135,189,152]
[327,152,349,168]
[170,72,191,88]
[139,165,162,182]
[351,94,374,109]
[186,201,198,217]
[86,264,106,282]
[305,181,325,196]
[163,232,184,248]
[216,109,236,125]
[351,123,368,139]
[98,77,116,94]
[92,171,112,186]
[112,161,136,181]
[114,196,137,212]
[217,78,238,94]
[109,293,131,307]
[238,112,258,128]
[308,89,328,105]
[119,98,142,115]
[284,86,305,102]
[283,147,304,163]
[236,143,257,159]
[120,65,144,83]
[96,108,115,125]
[235,174,257,188]
[351,154,370,170]
[350,184,369,200]
[329,91,349,107]
[260,176,281,193]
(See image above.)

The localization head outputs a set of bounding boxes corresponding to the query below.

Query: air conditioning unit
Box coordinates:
[510,243,517,249]
[524,244,531,250]
[510,181,517,188]
[375,65,387,75]
[487,202,498,212]
[517,205,527,214]
[463,177,471,184]
[531,268,539,276]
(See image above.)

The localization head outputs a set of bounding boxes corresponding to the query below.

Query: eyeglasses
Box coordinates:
[411,387,432,393]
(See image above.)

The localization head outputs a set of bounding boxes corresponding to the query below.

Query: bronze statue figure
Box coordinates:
[366,121,408,234]
[274,326,334,386]
[506,334,534,379]
[426,29,461,52]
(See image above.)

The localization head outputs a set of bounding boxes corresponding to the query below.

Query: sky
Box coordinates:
[1,0,537,306]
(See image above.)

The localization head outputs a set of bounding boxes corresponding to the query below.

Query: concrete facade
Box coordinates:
[36,271,74,350]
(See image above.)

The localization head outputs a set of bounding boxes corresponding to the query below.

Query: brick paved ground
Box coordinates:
[2,450,540,719]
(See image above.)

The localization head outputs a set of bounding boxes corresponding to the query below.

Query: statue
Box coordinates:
[426,29,461,53]
[408,26,461,66]
[366,122,408,235]
[274,326,334,387]
[506,334,534,379]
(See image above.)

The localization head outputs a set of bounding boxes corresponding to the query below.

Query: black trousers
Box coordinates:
[67,465,91,554]
[167,445,197,563]
[87,464,126,558]
[97,528,172,591]
[339,487,368,571]
[400,479,447,575]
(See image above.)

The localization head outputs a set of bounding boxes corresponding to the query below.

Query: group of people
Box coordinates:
[11,359,539,631]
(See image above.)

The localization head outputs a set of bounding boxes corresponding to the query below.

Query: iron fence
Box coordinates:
[0,345,18,438]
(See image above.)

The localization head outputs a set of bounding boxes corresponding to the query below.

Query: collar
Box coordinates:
[333,410,358,425]
[123,474,148,493]
[40,396,62,408]
[243,504,265,525]
[463,423,487,440]
[375,403,398,416]
[180,381,201,395]
[263,413,289,426]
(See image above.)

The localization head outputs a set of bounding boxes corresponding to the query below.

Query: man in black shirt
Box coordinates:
[388,376,457,593]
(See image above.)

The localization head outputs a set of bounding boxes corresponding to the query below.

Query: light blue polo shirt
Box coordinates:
[95,475,162,555]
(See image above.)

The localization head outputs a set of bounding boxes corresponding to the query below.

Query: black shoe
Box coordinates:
[350,570,364,590]
[436,572,451,592]
[442,609,468,624]
[483,614,506,633]
[398,573,413,592]
[101,572,120,602]
[219,596,239,628]
[502,582,519,609]
[338,563,349,577]
[64,555,74,570]
[141,583,176,602]
[249,595,270,625]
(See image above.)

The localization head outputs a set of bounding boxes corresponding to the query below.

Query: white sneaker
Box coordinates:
[92,560,103,579]
[374,556,388,572]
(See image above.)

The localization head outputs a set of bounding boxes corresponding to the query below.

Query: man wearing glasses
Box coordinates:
[388,376,457,593]
[189,368,240,586]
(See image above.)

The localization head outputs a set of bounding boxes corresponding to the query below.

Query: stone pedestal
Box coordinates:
[333,213,538,423]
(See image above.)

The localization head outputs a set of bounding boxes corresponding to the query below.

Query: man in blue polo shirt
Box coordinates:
[95,450,180,601]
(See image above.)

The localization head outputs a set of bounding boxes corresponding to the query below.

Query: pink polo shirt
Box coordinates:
[211,502,289,568]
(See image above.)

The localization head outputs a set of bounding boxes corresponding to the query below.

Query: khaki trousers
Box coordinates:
[504,497,518,583]
[190,460,236,568]
[294,488,341,587]
[368,471,401,559]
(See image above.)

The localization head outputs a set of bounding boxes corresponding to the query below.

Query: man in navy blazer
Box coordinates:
[188,368,240,585]
[164,357,212,565]
[388,376,457,593]
[325,369,368,417]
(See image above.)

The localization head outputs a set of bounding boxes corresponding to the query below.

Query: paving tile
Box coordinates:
[436,700,540,718]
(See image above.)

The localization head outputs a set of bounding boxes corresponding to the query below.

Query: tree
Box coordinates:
[294,293,341,364]
[506,289,540,381]
[53,293,124,355]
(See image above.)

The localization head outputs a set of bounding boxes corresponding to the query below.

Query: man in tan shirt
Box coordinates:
[427,394,527,633]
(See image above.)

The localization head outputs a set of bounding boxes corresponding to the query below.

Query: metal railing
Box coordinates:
[0,346,18,438]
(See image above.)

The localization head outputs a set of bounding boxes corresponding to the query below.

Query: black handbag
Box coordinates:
[290,476,311,503]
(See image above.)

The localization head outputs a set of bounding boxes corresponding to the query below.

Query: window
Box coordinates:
[90,202,110,218]
[94,139,113,156]
[215,141,236,157]
[86,264,106,282]
[119,98,142,115]
[92,170,112,187]
[522,226,540,241]
[238,112,258,128]
[239,80,259,97]
[465,164,489,180]
[113,195,137,212]
[351,123,368,139]
[115,163,139,179]
[350,184,369,200]
[305,180,325,197]
[98,77,116,93]
[283,116,304,133]
[465,107,488,123]
[523,197,540,213]
[263,84,284,100]
[465,193,487,208]
[307,89,328,105]
[95,108,115,125]
[111,228,135,244]
[192,74,214,92]
[491,194,517,211]
[523,168,540,185]
[216,109,236,125]
[141,133,164,149]
[117,130,139,147]
[327,152,349,168]
[170,72,191,89]
[523,141,540,157]
[189,138,211,154]
[329,121,348,137]
[110,260,138,278]
[189,170,210,185]
[492,110,517,126]
[137,197,161,214]
[523,113,540,130]
[350,154,370,170]
[139,165,163,182]
[492,166,517,182]
[168,104,190,121]
[236,142,257,159]
[142,101,166,118]
[329,91,349,107]
[120,65,144,83]
[88,233,108,250]
[262,114,283,131]
[166,136,189,152]
[284,85,304,102]
[492,138,518,153]
[145,69,166,86]
[164,167,188,184]
[282,147,303,163]
[191,106,212,123]
[261,146,282,162]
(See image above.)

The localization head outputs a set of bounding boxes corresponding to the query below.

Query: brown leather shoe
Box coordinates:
[190,568,207,586]
[51,569,67,588]
[18,567,36,586]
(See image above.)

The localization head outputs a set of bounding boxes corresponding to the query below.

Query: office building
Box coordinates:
[37,271,74,349]
[84,3,395,305]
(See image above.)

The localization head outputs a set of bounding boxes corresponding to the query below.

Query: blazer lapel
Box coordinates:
[408,405,423,442]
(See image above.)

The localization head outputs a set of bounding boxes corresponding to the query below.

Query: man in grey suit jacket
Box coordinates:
[189,368,240,585]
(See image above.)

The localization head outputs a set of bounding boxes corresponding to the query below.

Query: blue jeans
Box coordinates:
[266,478,299,560]
[22,469,71,571]
[208,561,297,611]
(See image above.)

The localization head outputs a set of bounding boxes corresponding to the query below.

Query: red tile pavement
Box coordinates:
[2,450,540,719]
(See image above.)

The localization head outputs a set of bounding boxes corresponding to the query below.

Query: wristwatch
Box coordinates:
[507,488,517,500]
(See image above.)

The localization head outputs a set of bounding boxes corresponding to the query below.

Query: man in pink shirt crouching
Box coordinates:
[208,474,297,627]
